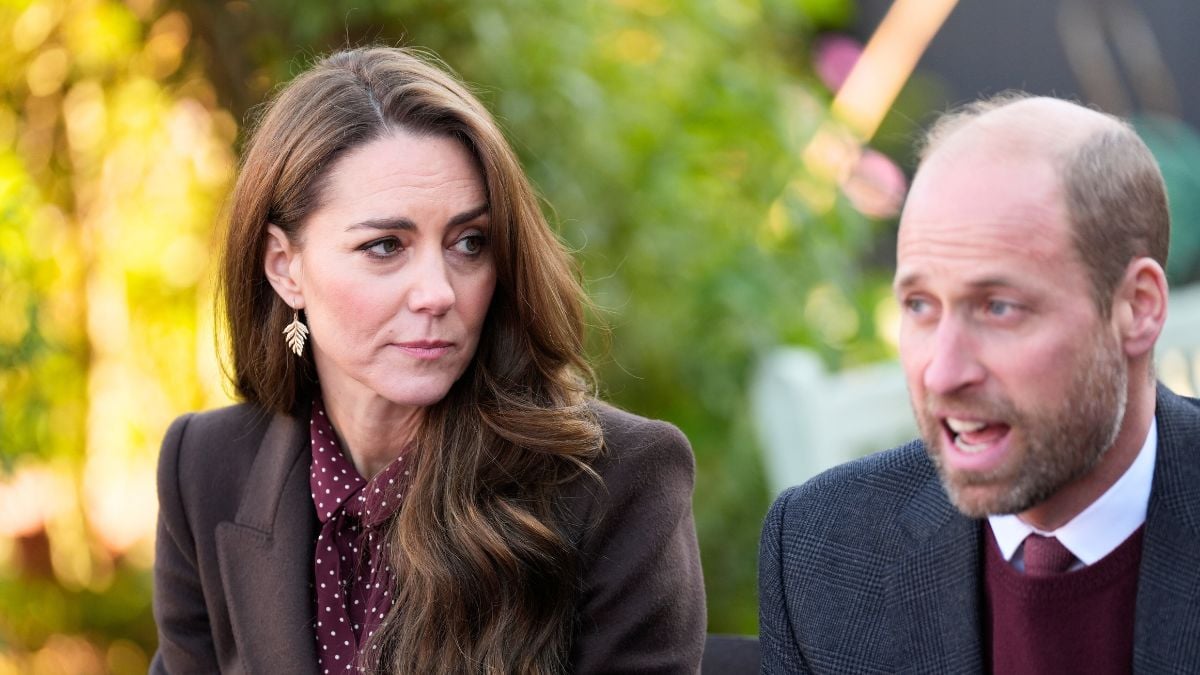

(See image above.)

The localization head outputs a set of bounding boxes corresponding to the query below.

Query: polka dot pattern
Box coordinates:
[308,398,410,673]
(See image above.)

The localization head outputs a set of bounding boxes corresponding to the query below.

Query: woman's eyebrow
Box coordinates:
[344,203,489,233]
[345,217,415,233]
[447,203,489,227]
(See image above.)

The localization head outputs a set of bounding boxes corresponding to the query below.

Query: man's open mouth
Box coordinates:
[944,417,1011,454]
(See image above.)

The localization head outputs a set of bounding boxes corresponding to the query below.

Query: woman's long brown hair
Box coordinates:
[219,47,603,673]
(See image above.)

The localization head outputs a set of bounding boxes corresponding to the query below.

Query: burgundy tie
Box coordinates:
[1023,534,1075,576]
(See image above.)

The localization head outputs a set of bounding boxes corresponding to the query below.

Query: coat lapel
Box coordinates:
[888,473,986,673]
[1133,387,1200,672]
[215,412,321,675]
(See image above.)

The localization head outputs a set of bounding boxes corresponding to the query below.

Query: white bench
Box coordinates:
[752,283,1200,496]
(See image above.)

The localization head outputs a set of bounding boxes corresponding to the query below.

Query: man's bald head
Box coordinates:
[912,93,1169,314]
[918,93,1115,163]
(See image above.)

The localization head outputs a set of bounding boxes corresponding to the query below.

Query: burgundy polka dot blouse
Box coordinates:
[309,399,411,673]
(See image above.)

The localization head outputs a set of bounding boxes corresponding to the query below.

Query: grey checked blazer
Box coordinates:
[759,385,1200,674]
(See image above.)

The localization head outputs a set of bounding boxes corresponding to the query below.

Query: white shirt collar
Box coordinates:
[988,417,1157,567]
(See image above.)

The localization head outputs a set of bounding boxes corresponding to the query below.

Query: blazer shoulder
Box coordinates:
[1157,384,1200,448]
[170,402,276,450]
[158,403,277,518]
[568,400,705,672]
[589,399,693,469]
[1151,385,1200,531]
[780,438,933,497]
[766,439,936,540]
[562,400,696,531]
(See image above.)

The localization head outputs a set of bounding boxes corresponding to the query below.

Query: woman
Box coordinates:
[151,47,705,674]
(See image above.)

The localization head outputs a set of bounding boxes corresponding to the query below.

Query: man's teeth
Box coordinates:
[953,436,989,454]
[947,418,991,454]
[946,418,987,433]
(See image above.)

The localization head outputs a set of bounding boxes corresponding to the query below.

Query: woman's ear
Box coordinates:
[1113,257,1168,359]
[264,224,304,307]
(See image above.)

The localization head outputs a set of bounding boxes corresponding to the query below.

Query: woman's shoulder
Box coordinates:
[162,403,277,462]
[171,401,276,433]
[157,402,315,536]
[157,403,284,509]
[578,400,695,502]
[588,399,692,464]
[566,402,706,671]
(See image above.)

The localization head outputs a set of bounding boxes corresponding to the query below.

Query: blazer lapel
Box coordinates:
[888,474,986,673]
[216,412,321,675]
[1133,387,1200,672]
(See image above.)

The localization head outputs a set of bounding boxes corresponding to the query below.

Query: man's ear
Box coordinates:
[264,224,304,308]
[1112,257,1167,359]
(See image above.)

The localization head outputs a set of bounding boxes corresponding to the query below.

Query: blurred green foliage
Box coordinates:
[1,0,233,669]
[1,0,915,667]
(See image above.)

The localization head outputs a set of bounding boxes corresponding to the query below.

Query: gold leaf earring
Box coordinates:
[283,303,309,356]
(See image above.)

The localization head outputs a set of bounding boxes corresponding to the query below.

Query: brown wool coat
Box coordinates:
[151,400,706,674]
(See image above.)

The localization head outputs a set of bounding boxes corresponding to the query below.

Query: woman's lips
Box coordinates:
[394,340,454,360]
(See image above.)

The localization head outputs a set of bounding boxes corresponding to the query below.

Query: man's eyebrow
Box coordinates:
[344,203,489,232]
[965,276,1020,290]
[893,271,922,292]
[893,271,1022,292]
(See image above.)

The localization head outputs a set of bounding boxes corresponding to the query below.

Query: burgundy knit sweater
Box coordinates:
[983,526,1144,675]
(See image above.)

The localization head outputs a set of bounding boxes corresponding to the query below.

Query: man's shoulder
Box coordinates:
[764,440,941,552]
[758,439,953,662]
[1151,386,1200,527]
[773,440,936,515]
[1158,385,1200,450]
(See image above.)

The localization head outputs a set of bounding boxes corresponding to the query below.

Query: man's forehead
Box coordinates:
[897,208,1068,251]
[894,219,1071,282]
[899,151,1067,237]
[897,150,1077,284]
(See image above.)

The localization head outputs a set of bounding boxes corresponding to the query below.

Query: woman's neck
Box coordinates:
[321,391,421,480]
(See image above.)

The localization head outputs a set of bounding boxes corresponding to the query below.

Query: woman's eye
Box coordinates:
[452,231,487,256]
[362,237,401,257]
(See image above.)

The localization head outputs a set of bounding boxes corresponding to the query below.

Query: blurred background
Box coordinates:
[2,0,1198,671]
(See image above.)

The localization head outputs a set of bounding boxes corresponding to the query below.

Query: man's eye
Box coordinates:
[904,297,930,314]
[985,300,1015,316]
[362,238,401,257]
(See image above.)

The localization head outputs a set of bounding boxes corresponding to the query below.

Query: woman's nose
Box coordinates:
[407,250,456,315]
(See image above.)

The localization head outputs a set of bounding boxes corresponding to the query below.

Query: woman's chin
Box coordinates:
[373,383,455,410]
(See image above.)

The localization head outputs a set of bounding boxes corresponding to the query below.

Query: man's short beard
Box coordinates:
[916,332,1128,519]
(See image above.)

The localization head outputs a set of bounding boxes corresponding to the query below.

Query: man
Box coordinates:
[759,93,1200,674]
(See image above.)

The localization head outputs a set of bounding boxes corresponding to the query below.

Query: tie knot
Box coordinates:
[1023,534,1075,576]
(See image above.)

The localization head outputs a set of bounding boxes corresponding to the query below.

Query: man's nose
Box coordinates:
[407,250,456,316]
[922,318,985,395]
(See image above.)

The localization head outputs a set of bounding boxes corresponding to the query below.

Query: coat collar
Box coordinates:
[215,411,321,675]
[1133,385,1200,671]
